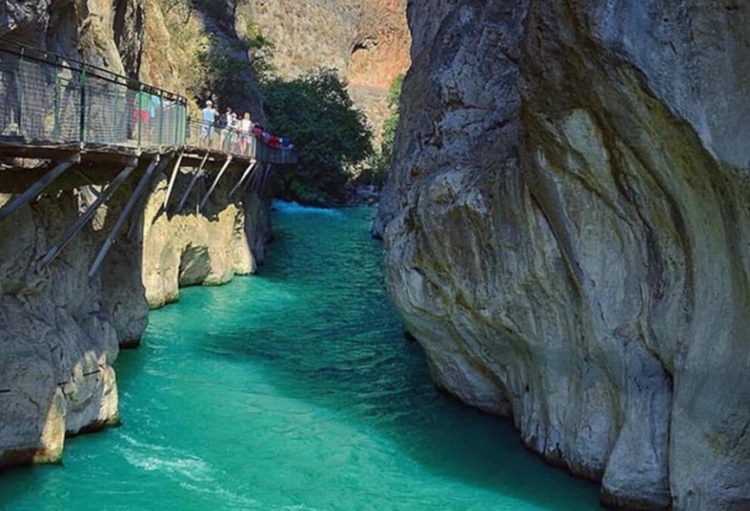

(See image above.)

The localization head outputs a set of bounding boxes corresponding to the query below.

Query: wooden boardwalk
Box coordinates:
[0,39,295,274]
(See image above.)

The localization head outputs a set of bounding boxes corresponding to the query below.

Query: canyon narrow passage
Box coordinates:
[0,204,599,510]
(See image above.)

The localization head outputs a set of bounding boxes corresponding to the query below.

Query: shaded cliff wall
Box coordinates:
[377,1,750,509]
[143,167,269,309]
[0,182,148,468]
[0,160,267,468]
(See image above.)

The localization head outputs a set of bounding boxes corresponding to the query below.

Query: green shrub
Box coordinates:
[261,68,373,205]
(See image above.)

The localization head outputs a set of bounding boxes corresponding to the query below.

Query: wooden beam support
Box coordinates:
[88,157,161,277]
[162,151,184,210]
[0,156,79,224]
[199,155,233,212]
[38,162,138,270]
[176,153,209,212]
[229,160,257,197]
[126,157,171,240]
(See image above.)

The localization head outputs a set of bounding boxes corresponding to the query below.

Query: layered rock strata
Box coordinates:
[377,1,750,509]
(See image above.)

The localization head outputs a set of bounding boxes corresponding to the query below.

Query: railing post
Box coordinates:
[174,104,180,145]
[136,84,142,148]
[17,47,25,135]
[52,65,61,139]
[112,78,121,143]
[158,89,164,146]
[79,65,87,142]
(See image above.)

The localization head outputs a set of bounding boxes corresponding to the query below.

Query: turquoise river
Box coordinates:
[0,203,600,510]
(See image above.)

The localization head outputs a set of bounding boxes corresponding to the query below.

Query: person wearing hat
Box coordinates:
[200,100,218,147]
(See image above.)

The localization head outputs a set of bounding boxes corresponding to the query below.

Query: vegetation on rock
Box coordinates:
[360,73,403,190]
[261,68,373,205]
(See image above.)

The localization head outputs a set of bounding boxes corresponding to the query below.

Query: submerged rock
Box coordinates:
[377,1,750,508]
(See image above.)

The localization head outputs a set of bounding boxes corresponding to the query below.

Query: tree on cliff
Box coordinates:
[260,68,373,205]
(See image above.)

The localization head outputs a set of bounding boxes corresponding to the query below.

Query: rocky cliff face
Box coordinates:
[240,0,410,143]
[377,1,750,509]
[0,0,270,469]
[0,185,147,467]
[142,169,268,309]
[0,163,267,468]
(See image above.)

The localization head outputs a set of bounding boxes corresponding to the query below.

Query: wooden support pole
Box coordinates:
[229,160,256,197]
[126,156,171,240]
[88,157,161,276]
[199,155,232,212]
[176,152,209,212]
[38,163,137,270]
[162,150,184,209]
[0,157,78,224]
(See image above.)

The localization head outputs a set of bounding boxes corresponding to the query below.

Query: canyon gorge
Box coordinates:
[1,0,749,509]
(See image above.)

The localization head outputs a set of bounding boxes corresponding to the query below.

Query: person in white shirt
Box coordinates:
[239,112,253,155]
[221,107,234,151]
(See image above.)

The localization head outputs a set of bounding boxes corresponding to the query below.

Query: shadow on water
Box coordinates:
[176,206,601,510]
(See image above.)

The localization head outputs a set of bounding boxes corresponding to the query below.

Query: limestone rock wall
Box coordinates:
[0,185,147,468]
[377,1,750,509]
[142,167,268,309]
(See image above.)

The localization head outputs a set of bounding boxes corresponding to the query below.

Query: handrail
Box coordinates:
[0,39,186,104]
[0,39,296,164]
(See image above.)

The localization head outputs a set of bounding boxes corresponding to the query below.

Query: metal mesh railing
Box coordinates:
[185,118,297,164]
[0,39,295,164]
[0,40,187,147]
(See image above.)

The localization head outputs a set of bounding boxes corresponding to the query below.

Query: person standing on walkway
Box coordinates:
[221,107,234,151]
[199,100,218,147]
[132,89,151,141]
[239,112,253,155]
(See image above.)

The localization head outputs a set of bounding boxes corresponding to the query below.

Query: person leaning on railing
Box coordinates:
[199,100,218,147]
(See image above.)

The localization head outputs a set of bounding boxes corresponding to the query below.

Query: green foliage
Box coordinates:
[261,68,374,205]
[360,73,403,189]
[192,21,275,106]
[243,20,276,81]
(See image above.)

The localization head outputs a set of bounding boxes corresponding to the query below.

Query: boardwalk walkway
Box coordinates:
[0,39,296,275]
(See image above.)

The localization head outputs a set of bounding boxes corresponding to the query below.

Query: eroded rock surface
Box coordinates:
[241,0,410,143]
[0,186,147,468]
[142,168,268,309]
[377,1,750,508]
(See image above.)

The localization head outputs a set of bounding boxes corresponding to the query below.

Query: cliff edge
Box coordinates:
[377,1,750,508]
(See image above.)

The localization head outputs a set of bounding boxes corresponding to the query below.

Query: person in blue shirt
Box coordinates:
[199,100,218,147]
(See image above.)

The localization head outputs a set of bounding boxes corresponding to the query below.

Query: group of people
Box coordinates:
[198,100,293,155]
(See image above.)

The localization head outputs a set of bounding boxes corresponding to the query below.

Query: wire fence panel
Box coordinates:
[185,119,297,165]
[0,40,295,164]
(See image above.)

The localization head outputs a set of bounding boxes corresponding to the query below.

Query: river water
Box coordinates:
[0,204,599,510]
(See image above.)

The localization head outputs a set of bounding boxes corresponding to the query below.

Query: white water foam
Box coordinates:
[272,200,343,217]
